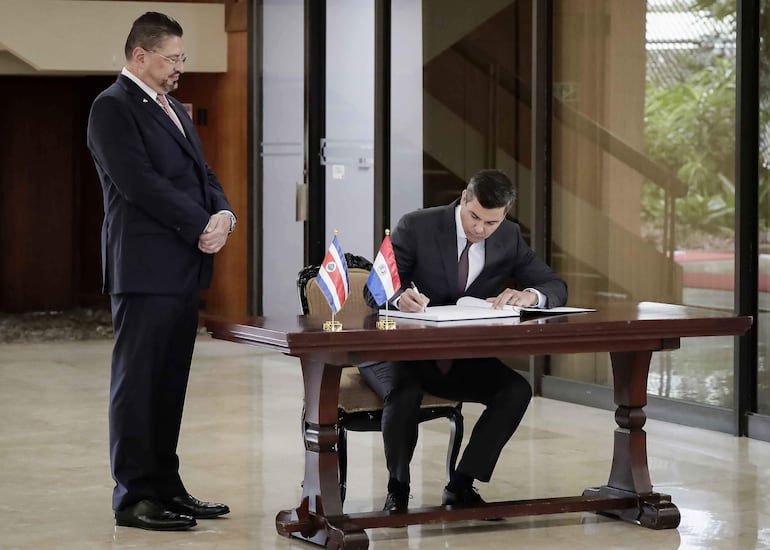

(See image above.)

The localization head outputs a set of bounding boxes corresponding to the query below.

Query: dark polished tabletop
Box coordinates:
[206,301,752,362]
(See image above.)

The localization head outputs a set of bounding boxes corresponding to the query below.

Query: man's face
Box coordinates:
[134,36,186,94]
[459,190,507,243]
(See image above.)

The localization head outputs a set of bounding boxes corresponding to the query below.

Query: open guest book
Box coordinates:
[379,296,595,322]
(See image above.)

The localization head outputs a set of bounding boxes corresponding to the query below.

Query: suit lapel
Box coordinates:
[151,98,200,166]
[166,96,206,168]
[437,201,460,291]
[118,76,201,168]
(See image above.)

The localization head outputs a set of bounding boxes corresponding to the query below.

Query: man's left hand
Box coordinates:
[488,288,538,309]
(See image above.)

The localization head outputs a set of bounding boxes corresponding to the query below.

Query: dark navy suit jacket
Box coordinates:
[390,199,568,307]
[87,75,231,295]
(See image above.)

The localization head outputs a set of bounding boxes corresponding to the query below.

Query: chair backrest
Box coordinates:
[297,253,374,315]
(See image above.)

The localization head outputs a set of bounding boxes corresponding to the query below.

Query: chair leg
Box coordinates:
[338,425,348,503]
[446,407,464,482]
[300,403,306,490]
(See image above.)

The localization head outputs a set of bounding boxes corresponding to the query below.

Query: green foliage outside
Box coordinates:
[642,0,770,249]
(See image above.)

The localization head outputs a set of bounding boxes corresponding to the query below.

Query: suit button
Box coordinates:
[175,226,181,231]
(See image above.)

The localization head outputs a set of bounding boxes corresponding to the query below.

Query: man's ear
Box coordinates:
[131,47,147,65]
[460,189,467,206]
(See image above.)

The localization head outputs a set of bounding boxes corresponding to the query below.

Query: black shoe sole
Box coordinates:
[115,519,197,531]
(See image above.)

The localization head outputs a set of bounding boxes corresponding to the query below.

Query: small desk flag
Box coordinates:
[366,232,401,306]
[316,235,350,313]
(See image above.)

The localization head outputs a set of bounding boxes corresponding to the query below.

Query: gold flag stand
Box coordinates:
[376,293,397,330]
[322,312,343,332]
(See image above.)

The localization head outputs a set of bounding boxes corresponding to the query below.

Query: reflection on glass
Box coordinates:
[550,0,737,406]
[422,0,533,229]
[420,0,749,408]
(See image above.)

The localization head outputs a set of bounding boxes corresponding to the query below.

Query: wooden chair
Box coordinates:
[297,253,464,502]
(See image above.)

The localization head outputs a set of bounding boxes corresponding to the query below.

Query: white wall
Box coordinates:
[389,0,424,230]
[323,0,376,259]
[261,0,305,315]
[261,0,426,314]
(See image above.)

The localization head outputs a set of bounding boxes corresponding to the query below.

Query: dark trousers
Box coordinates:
[109,292,199,511]
[359,358,532,485]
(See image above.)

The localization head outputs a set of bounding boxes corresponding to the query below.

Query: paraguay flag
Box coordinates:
[366,233,401,306]
[316,235,350,313]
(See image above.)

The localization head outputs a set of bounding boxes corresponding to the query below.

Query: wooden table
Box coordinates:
[205,302,752,549]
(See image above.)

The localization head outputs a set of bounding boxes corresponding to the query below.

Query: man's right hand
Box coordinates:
[398,288,430,312]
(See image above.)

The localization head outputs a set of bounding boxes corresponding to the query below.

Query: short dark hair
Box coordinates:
[124,12,184,60]
[465,169,517,210]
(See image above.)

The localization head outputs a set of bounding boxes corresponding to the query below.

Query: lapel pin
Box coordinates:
[142,98,148,103]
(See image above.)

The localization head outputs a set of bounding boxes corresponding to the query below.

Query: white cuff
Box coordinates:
[523,288,546,308]
[216,210,236,234]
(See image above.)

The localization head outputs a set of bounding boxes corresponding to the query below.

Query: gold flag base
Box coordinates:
[376,319,397,330]
[323,320,343,332]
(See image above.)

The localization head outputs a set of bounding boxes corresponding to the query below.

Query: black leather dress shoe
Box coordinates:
[163,494,230,519]
[442,486,503,521]
[115,499,196,531]
[383,491,409,512]
[442,486,486,507]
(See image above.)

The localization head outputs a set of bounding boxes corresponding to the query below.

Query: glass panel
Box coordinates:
[759,2,770,415]
[551,0,737,405]
[422,0,533,229]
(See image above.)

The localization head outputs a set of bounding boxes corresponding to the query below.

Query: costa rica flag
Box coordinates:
[316,235,350,313]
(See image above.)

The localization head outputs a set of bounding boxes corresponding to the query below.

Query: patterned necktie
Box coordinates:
[156,94,185,134]
[457,240,472,293]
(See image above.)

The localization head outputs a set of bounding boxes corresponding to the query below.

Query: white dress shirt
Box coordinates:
[453,204,545,307]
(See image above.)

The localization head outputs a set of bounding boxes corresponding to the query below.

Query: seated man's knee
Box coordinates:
[497,373,532,410]
[384,383,424,409]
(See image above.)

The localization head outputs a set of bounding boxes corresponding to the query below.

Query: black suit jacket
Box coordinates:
[389,199,567,307]
[87,75,231,294]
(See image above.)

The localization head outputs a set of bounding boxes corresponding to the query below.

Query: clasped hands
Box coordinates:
[398,287,538,313]
[198,212,231,254]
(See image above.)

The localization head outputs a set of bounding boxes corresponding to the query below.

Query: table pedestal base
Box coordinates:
[275,491,677,549]
[276,497,367,550]
[582,486,681,529]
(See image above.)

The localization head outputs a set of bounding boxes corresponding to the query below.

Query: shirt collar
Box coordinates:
[121,67,163,102]
[454,202,484,254]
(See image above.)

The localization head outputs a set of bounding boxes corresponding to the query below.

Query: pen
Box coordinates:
[410,282,427,312]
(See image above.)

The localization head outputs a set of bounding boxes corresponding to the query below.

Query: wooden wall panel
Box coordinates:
[0,78,77,312]
[225,0,248,32]
[77,76,115,309]
[175,30,249,320]
[0,4,249,317]
[205,30,249,319]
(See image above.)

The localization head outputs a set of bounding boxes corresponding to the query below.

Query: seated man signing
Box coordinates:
[360,169,567,511]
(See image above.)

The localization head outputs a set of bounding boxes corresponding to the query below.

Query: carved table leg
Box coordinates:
[582,350,681,529]
[275,358,369,549]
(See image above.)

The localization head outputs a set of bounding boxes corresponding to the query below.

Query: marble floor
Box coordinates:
[1,336,770,550]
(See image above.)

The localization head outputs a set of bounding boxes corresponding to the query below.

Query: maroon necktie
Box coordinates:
[438,240,473,375]
[457,240,472,293]
[156,94,184,134]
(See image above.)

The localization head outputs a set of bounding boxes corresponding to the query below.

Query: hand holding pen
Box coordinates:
[401,281,429,313]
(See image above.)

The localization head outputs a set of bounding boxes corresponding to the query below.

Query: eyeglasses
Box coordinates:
[147,50,188,66]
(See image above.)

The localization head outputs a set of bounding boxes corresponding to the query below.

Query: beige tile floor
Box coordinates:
[1,336,770,549]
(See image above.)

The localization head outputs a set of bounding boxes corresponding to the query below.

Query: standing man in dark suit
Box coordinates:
[360,169,567,512]
[87,12,234,531]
